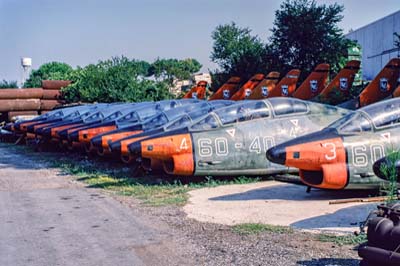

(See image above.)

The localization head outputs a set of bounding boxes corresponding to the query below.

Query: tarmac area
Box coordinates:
[184,181,377,234]
[0,142,364,266]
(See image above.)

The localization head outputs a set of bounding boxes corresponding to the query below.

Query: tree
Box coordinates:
[62,56,171,103]
[0,80,18,88]
[24,62,74,88]
[210,22,271,89]
[269,0,352,76]
[150,58,202,85]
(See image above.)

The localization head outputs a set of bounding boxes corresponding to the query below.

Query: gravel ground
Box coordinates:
[126,198,361,266]
[0,142,361,265]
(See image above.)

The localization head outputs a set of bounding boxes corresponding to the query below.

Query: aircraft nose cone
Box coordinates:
[129,142,142,156]
[266,145,286,165]
[91,136,102,148]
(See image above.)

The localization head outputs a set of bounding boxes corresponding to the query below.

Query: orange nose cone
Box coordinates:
[79,125,117,143]
[141,134,192,160]
[285,137,347,189]
[101,130,143,150]
[20,121,37,132]
[268,135,348,190]
[140,134,194,176]
[120,135,148,155]
[51,123,80,138]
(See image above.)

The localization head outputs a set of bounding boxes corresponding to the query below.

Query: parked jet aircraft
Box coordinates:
[291,63,329,100]
[248,69,300,99]
[72,100,232,153]
[245,72,281,99]
[339,58,400,109]
[313,60,361,105]
[94,100,233,162]
[183,81,208,100]
[267,98,400,190]
[229,73,266,100]
[12,104,104,133]
[208,76,241,100]
[34,100,198,148]
[127,98,349,176]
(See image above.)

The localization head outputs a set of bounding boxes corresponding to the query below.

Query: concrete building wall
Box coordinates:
[346,10,400,80]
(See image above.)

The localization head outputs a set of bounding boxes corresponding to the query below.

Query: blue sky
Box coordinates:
[1,0,399,83]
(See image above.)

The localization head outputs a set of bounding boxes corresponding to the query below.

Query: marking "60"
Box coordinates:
[198,138,228,157]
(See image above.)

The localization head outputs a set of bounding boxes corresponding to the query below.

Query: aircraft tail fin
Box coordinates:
[183,81,208,100]
[248,72,280,99]
[357,58,400,107]
[267,69,301,98]
[291,63,330,100]
[209,76,241,100]
[316,60,361,104]
[230,73,265,100]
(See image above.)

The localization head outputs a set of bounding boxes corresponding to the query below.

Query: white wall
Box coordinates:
[346,10,400,80]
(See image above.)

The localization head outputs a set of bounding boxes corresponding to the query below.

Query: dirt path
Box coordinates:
[0,145,189,266]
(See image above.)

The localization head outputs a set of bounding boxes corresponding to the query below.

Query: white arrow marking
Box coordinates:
[381,132,391,142]
[290,119,298,127]
[226,129,235,138]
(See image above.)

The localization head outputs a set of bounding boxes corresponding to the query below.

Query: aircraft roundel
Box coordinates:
[339,78,348,91]
[244,89,252,98]
[223,89,230,99]
[261,86,269,97]
[281,85,289,96]
[380,78,389,92]
[310,80,318,93]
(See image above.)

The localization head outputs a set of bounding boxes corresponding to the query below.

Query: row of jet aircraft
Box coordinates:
[5,58,400,191]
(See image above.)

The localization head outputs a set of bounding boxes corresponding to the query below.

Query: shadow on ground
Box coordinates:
[210,183,379,202]
[297,258,360,266]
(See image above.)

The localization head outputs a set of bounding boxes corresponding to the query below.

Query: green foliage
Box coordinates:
[62,56,172,103]
[150,58,202,85]
[378,151,400,203]
[232,223,293,235]
[270,0,353,76]
[61,56,202,103]
[318,233,367,246]
[210,22,270,89]
[0,79,18,88]
[24,62,73,88]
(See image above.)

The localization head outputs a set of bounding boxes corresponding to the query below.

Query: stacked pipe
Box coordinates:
[0,80,70,122]
[358,203,400,266]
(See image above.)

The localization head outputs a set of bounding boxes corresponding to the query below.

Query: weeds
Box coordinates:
[232,223,293,235]
[378,151,400,203]
[33,148,261,206]
[317,233,367,246]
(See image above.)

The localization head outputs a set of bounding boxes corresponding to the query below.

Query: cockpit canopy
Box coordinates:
[267,98,308,116]
[189,98,314,131]
[329,98,400,134]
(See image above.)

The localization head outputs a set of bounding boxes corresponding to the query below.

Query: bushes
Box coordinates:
[24,62,74,88]
[25,56,201,103]
[62,57,172,103]
[0,80,18,88]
